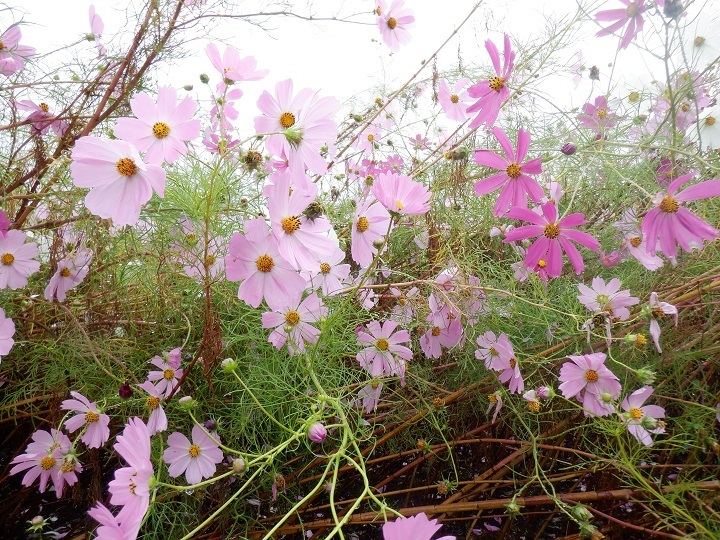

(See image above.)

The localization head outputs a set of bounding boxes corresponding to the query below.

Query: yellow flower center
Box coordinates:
[629,407,643,419]
[375,7,382,15]
[367,134,375,142]
[397,296,406,306]
[2,253,15,265]
[509,358,516,369]
[635,334,647,346]
[281,216,301,234]
[431,326,441,336]
[506,163,522,179]
[585,370,599,383]
[596,294,610,305]
[280,112,296,129]
[450,94,459,104]
[528,401,541,412]
[60,268,72,277]
[152,122,171,139]
[706,116,716,126]
[356,216,370,233]
[256,254,274,273]
[147,396,160,410]
[543,223,560,239]
[116,158,137,177]
[370,378,380,389]
[489,76,505,92]
[85,410,100,423]
[694,36,706,47]
[320,262,331,274]
[489,347,499,356]
[376,338,389,351]
[387,17,397,30]
[395,200,404,211]
[626,2,639,17]
[597,109,607,120]
[188,445,201,458]
[681,103,690,112]
[60,461,75,473]
[488,393,497,403]
[659,196,679,213]
[0,41,4,50]
[285,310,300,326]
[538,259,547,268]
[163,368,175,380]
[630,236,642,247]
[39,103,50,112]
[40,456,57,471]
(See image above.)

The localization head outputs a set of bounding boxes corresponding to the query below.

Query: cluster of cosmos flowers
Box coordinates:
[3,1,720,538]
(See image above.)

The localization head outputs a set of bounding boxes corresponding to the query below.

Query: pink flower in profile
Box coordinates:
[114,87,200,164]
[70,137,166,226]
[620,386,665,446]
[225,217,307,311]
[559,353,622,415]
[16,100,67,136]
[486,391,503,423]
[0,26,36,76]
[420,299,463,359]
[382,512,455,540]
[147,353,183,398]
[0,210,11,237]
[163,424,223,485]
[600,250,620,267]
[647,292,678,353]
[357,320,412,381]
[467,34,514,129]
[88,5,106,57]
[262,293,328,355]
[304,247,350,297]
[641,173,720,259]
[358,379,384,413]
[372,171,431,215]
[438,78,472,122]
[205,43,267,83]
[595,0,647,51]
[88,503,140,540]
[0,307,15,360]
[0,229,40,290]
[44,249,92,302]
[473,127,544,216]
[61,391,110,449]
[504,203,599,279]
[137,381,168,436]
[577,96,618,136]
[376,0,415,51]
[351,197,392,267]
[577,277,638,321]
[108,418,153,524]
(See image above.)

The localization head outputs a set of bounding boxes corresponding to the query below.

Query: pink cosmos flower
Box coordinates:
[0,26,36,76]
[622,234,664,270]
[438,78,472,122]
[16,100,68,136]
[0,307,15,360]
[225,217,307,310]
[467,34,514,129]
[473,127,544,216]
[0,229,40,290]
[358,379,384,414]
[61,391,110,449]
[163,424,223,485]
[114,87,200,164]
[70,137,166,227]
[138,381,168,436]
[409,133,430,151]
[205,43,268,83]
[353,124,381,155]
[303,247,350,296]
[600,250,620,267]
[376,0,415,51]
[357,320,412,381]
[0,210,11,237]
[382,512,455,540]
[389,286,418,325]
[44,248,92,302]
[503,202,600,279]
[559,353,622,415]
[351,196,392,267]
[577,277,638,321]
[595,1,647,51]
[262,293,327,355]
[88,503,141,540]
[420,299,463,359]
[108,418,153,524]
[146,353,183,399]
[577,96,618,136]
[372,171,431,215]
[647,292,678,353]
[641,173,720,259]
[88,5,106,57]
[620,386,665,446]
[307,422,327,443]
[475,331,514,371]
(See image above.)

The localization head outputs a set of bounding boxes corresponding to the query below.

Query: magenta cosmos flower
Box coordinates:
[205,43,267,83]
[504,202,599,279]
[577,276,638,321]
[641,173,720,259]
[108,418,153,524]
[577,96,618,136]
[61,391,110,449]
[114,87,200,164]
[0,307,15,361]
[595,1,647,51]
[0,26,36,76]
[620,386,666,446]
[16,100,68,136]
[376,0,415,51]
[351,196,392,267]
[559,353,621,414]
[473,127,543,216]
[70,137,166,227]
[438,78,472,122]
[357,320,412,380]
[0,229,39,290]
[372,171,431,215]
[382,512,455,540]
[467,34,514,129]
[163,424,223,485]
[262,293,328,355]
[44,248,92,302]
[225,216,307,311]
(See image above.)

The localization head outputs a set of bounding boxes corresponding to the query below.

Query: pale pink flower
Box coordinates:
[382,512,455,540]
[358,379,384,414]
[205,43,267,83]
[409,133,430,151]
[307,422,327,443]
[389,286,418,324]
[623,234,663,270]
[372,171,431,215]
[61,391,110,449]
[486,335,523,394]
[303,247,350,296]
[225,216,307,310]
[473,127,544,216]
[163,424,223,485]
[647,292,678,353]
[16,100,67,136]
[108,418,153,524]
[0,229,40,290]
[70,137,166,227]
[577,96,618,135]
[0,307,15,360]
[641,173,720,259]
[467,34,514,129]
[438,78,472,122]
[376,0,415,51]
[595,1,648,51]
[114,87,200,164]
[475,331,514,371]
[44,249,92,302]
[88,503,141,540]
[138,381,168,436]
[351,196,392,267]
[559,353,622,415]
[577,277,638,321]
[146,354,184,398]
[353,124,381,155]
[0,26,36,76]
[88,5,106,57]
[503,202,600,279]
[262,293,327,355]
[420,299,463,359]
[357,320,412,381]
[620,386,665,446]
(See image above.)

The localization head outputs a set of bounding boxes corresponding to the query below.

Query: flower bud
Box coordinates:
[232,458,246,473]
[118,382,133,399]
[178,396,197,410]
[536,386,553,400]
[572,504,593,522]
[561,142,576,155]
[636,368,656,385]
[221,357,238,373]
[30,516,44,527]
[199,73,210,84]
[307,422,327,443]
[184,85,194,91]
[204,419,217,431]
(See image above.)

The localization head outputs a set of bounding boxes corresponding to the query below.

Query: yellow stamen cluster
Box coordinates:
[635,334,647,346]
[509,358,517,369]
[205,254,216,266]
[256,254,274,273]
[356,216,370,233]
[116,158,137,177]
[543,223,561,239]
[152,122,171,139]
[585,370,599,383]
[489,76,505,92]
[2,253,15,265]
[281,216,301,234]
[538,259,547,268]
[694,36,706,47]
[395,200,404,211]
[527,401,541,412]
[626,2,640,17]
[367,134,375,142]
[320,262,331,274]
[506,163,522,179]
[85,410,100,423]
[630,236,642,247]
[147,396,161,410]
[629,407,643,419]
[40,103,50,112]
[40,456,57,471]
[659,196,679,213]
[387,17,397,30]
[375,338,389,351]
[285,310,300,326]
[431,327,441,337]
[60,461,75,473]
[60,268,72,277]
[450,94,459,104]
[280,112,295,129]
[163,368,175,380]
[188,445,201,458]
[488,393,497,403]
[489,347,499,356]
[706,116,716,126]
[597,109,607,120]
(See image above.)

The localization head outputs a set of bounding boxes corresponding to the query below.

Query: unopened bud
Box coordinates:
[307,422,327,443]
[232,458,246,473]
[199,73,210,84]
[184,84,194,91]
[178,396,197,410]
[561,142,576,155]
[221,358,238,373]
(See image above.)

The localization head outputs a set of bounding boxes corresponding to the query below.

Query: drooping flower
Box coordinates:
[0,26,36,76]
[467,34,514,129]
[137,381,168,436]
[641,173,720,258]
[146,353,184,399]
[503,202,600,279]
[577,96,619,136]
[0,307,15,361]
[114,87,200,164]
[577,277,638,321]
[163,424,223,485]
[0,229,40,290]
[595,0,648,51]
[420,297,463,359]
[205,43,268,83]
[88,5,106,57]
[261,293,327,355]
[382,512,455,540]
[376,0,415,51]
[88,503,141,540]
[559,353,622,416]
[473,127,543,216]
[646,292,678,353]
[438,78,472,122]
[225,216,307,311]
[356,320,412,381]
[389,286,418,325]
[70,137,166,227]
[358,379,384,414]
[61,391,110,449]
[351,196,392,267]
[108,418,153,524]
[16,100,68,136]
[371,171,431,215]
[44,249,92,302]
[486,391,503,423]
[620,386,666,446]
